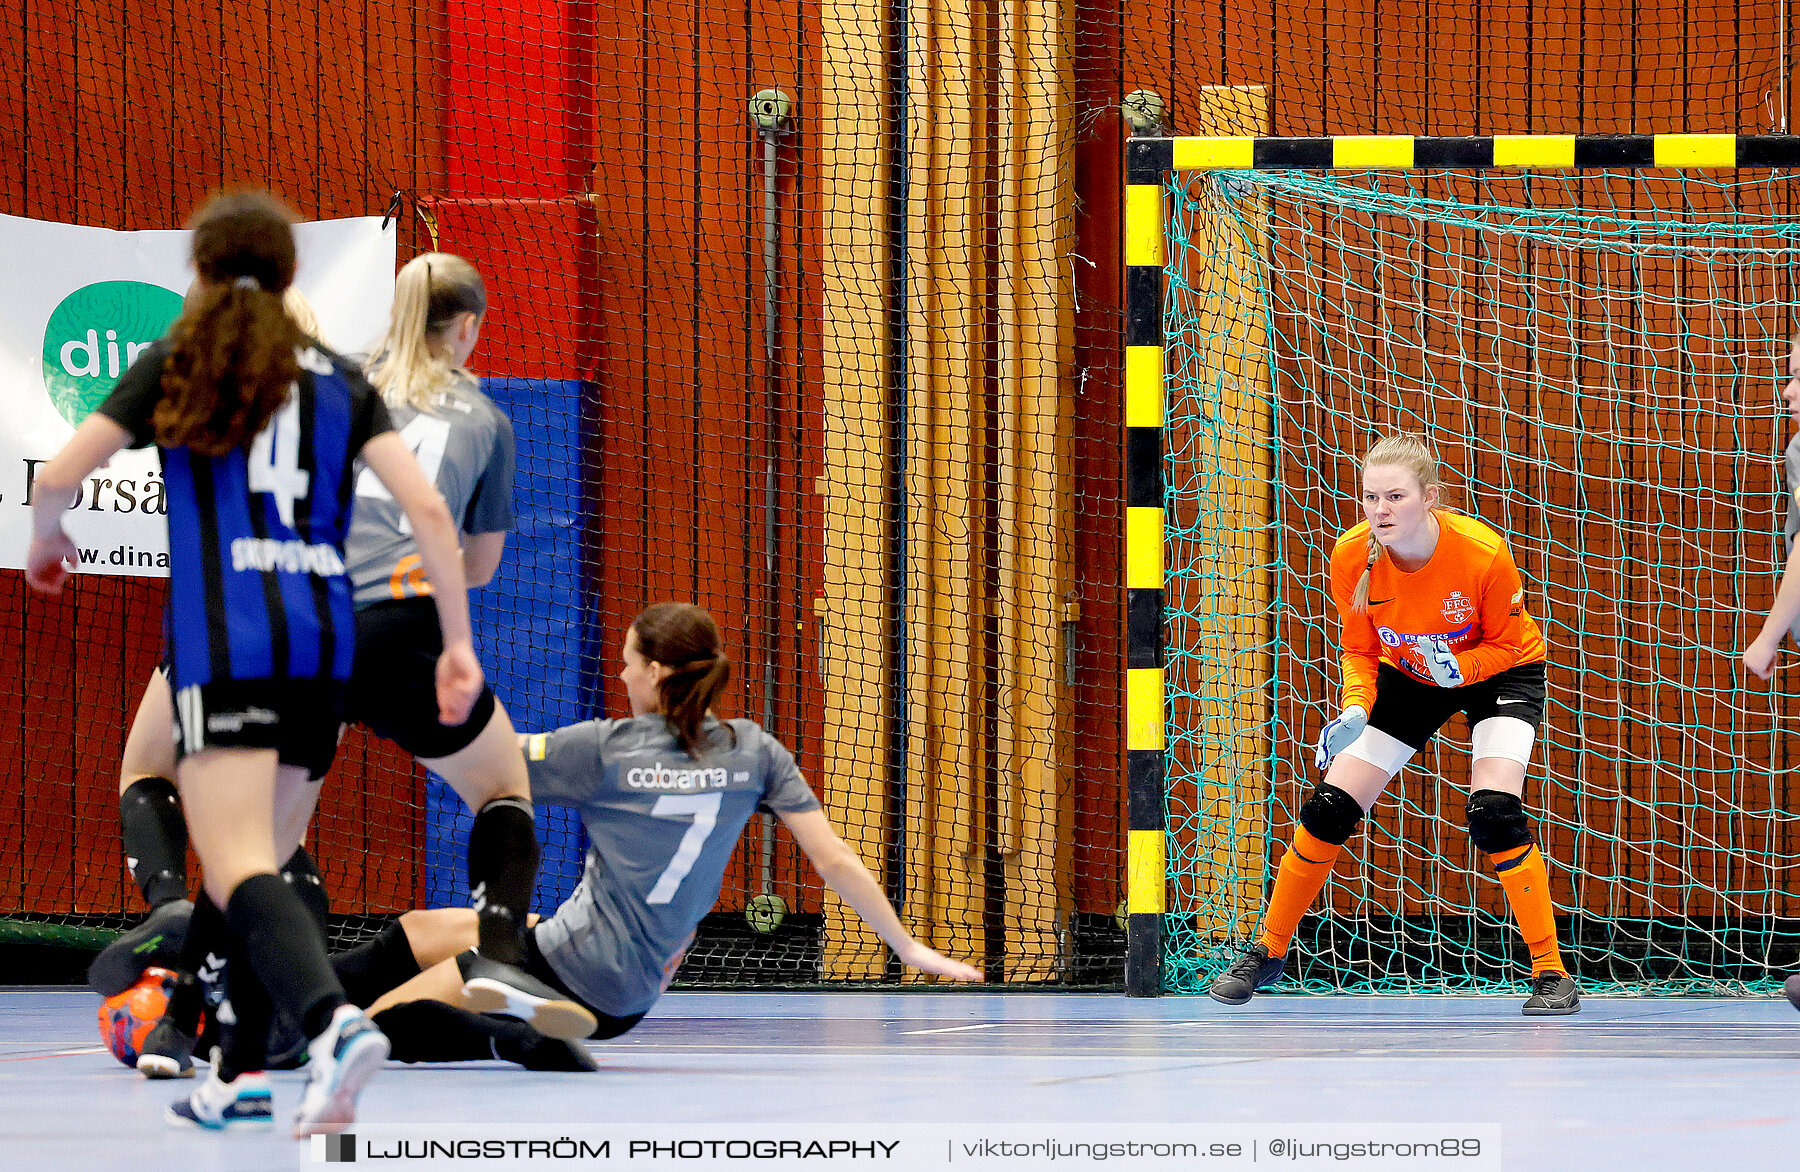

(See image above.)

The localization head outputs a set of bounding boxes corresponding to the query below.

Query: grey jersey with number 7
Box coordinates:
[524,715,821,1017]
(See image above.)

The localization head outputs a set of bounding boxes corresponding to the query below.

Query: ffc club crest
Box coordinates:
[1441,591,1475,622]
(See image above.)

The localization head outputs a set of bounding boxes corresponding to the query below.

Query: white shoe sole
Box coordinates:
[462,977,597,1040]
[138,1053,195,1079]
[292,1031,389,1138]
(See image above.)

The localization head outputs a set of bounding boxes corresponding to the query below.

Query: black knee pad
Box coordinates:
[1298,783,1364,847]
[1465,790,1533,853]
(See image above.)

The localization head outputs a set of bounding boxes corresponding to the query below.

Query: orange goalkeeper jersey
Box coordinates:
[1328,510,1546,710]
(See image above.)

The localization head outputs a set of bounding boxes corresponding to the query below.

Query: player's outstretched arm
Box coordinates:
[1746,542,1800,680]
[25,414,132,593]
[778,807,984,982]
[360,430,481,723]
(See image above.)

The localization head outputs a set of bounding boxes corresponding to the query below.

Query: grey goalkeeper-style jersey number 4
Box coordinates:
[354,413,450,537]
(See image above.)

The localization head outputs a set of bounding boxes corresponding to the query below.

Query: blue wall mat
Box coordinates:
[423,378,603,915]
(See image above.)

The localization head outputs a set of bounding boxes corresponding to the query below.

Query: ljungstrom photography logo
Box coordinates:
[41,280,182,427]
[311,1132,356,1162]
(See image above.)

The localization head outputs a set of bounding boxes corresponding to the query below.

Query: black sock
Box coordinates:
[217,938,272,1081]
[176,894,232,1037]
[120,777,187,907]
[373,1000,513,1063]
[468,797,538,965]
[223,873,345,1042]
[332,919,422,1009]
[281,846,331,937]
[163,971,205,1038]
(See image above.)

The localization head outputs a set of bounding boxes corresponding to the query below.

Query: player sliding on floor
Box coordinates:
[1210,433,1579,1016]
[336,601,983,1066]
[105,601,982,1072]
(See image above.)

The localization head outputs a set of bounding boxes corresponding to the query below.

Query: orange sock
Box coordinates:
[1257,827,1342,958]
[1490,844,1566,975]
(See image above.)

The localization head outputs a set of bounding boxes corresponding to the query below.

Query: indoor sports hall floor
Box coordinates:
[3,987,1794,1170]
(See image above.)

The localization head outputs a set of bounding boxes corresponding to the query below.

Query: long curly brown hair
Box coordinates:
[153,191,304,457]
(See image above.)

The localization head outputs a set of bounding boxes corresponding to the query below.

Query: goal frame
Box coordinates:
[1120,131,1800,997]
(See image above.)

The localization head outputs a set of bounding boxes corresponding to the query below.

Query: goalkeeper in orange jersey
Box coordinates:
[1211,433,1579,1015]
[1740,336,1800,1012]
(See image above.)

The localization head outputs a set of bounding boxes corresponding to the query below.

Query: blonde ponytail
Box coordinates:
[1350,432,1442,614]
[365,252,486,412]
[283,287,322,342]
[1351,532,1382,613]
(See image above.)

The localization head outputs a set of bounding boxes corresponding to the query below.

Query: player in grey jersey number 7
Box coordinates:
[342,602,981,1066]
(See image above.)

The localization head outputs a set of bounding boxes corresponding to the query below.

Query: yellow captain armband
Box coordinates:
[525,733,548,761]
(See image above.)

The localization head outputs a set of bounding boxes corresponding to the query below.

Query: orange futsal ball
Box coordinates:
[97,965,176,1066]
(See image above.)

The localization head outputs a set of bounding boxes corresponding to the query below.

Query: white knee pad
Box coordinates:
[1340,726,1417,776]
[1471,716,1536,767]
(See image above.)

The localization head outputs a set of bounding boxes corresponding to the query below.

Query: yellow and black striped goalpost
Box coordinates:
[1120,132,1800,998]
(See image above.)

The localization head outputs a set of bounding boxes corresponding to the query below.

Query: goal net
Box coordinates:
[1163,164,1800,994]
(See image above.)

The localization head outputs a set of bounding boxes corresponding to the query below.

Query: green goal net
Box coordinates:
[1164,166,1800,995]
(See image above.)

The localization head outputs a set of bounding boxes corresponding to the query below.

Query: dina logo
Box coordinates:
[42,280,182,427]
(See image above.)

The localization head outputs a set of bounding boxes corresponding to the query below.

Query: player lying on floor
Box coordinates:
[116,601,980,1072]
[355,600,983,1066]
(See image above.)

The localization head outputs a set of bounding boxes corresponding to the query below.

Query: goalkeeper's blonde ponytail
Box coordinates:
[1352,531,1382,613]
[1351,433,1440,613]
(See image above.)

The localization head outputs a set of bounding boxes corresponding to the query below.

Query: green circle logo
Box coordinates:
[42,280,183,427]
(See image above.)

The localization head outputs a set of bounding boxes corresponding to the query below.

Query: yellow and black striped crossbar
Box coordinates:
[1123,164,1166,998]
[1127,133,1800,175]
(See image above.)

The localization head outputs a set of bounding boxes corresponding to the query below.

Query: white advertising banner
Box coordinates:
[0,213,396,576]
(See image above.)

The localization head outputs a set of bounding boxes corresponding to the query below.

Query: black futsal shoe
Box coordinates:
[137,1016,198,1079]
[1208,942,1286,1006]
[495,1028,601,1072]
[458,952,598,1041]
[90,899,194,997]
[1521,971,1581,1016]
[1782,974,1800,1011]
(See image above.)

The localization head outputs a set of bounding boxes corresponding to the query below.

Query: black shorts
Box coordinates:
[344,598,497,759]
[170,677,346,781]
[521,926,645,1041]
[1366,661,1547,751]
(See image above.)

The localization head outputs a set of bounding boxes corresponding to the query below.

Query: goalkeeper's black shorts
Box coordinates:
[1367,660,1546,751]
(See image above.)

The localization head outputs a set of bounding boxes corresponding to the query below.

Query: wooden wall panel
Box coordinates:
[0,0,439,922]
[23,0,78,221]
[1069,15,1125,919]
[6,0,1789,975]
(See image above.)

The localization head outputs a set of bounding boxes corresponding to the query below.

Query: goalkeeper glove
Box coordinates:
[1315,705,1368,771]
[1422,637,1465,688]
